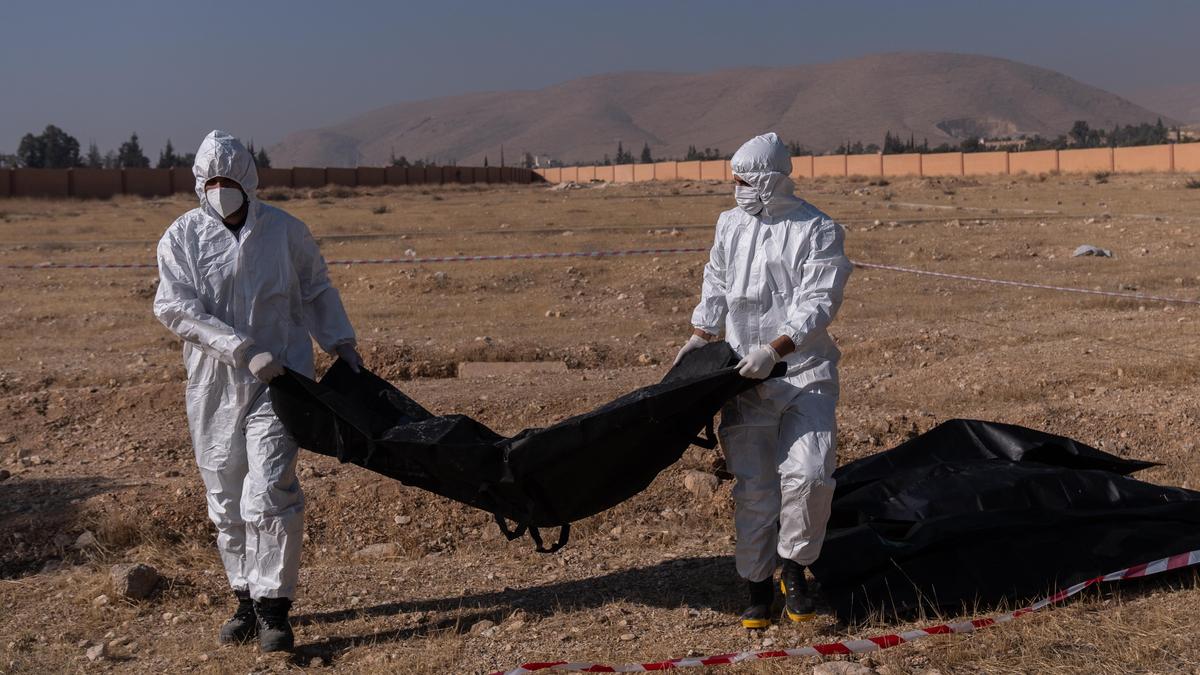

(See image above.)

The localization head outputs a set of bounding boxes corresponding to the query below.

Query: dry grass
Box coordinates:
[4,174,1200,672]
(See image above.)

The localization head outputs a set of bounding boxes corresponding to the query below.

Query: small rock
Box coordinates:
[76,639,90,648]
[636,353,655,366]
[196,593,212,607]
[73,531,98,550]
[0,469,10,482]
[161,612,174,623]
[198,653,209,662]
[504,619,525,633]
[394,515,411,525]
[762,637,776,647]
[110,562,161,599]
[1073,244,1112,258]
[352,542,401,559]
[682,470,720,499]
[812,662,877,675]
[91,594,109,607]
[86,643,107,662]
[470,619,496,635]
[619,632,636,641]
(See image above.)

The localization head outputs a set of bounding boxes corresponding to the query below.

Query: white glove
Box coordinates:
[247,350,284,382]
[673,334,709,366]
[737,345,781,380]
[335,343,364,373]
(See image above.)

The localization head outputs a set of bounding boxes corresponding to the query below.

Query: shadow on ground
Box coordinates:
[286,555,1200,667]
[0,475,120,578]
[289,554,739,663]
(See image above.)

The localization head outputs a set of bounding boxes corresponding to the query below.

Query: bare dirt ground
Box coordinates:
[3,173,1200,674]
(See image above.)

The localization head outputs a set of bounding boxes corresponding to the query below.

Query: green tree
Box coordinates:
[85,142,103,168]
[156,139,179,169]
[16,133,43,168]
[16,125,82,168]
[1068,121,1099,148]
[882,131,908,155]
[640,142,652,163]
[255,147,271,168]
[117,133,150,168]
[614,141,634,164]
[960,137,984,153]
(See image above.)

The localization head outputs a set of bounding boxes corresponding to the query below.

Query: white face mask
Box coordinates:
[734,184,763,215]
[206,187,245,219]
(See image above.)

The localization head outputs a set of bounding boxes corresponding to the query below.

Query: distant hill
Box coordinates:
[1129,83,1200,125]
[269,52,1173,167]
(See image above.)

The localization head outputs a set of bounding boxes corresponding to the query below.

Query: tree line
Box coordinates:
[834,119,1191,156]
[2,125,271,169]
[545,119,1195,167]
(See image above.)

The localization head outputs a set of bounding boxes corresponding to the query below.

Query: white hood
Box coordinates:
[730,132,797,218]
[192,130,258,219]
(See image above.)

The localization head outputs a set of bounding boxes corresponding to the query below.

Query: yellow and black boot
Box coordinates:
[739,578,775,629]
[780,559,815,622]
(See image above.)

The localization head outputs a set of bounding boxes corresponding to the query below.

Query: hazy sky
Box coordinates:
[3,0,1198,157]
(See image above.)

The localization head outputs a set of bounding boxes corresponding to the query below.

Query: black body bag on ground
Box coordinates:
[809,419,1200,623]
[269,342,778,552]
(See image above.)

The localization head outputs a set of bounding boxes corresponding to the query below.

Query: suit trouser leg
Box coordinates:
[241,391,304,600]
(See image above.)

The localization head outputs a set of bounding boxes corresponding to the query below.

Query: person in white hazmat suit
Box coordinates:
[153,130,362,651]
[674,133,851,628]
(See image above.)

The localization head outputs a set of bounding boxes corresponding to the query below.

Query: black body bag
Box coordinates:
[269,342,779,552]
[810,419,1200,623]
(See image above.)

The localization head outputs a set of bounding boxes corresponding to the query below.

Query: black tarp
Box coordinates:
[810,419,1200,622]
[270,342,780,550]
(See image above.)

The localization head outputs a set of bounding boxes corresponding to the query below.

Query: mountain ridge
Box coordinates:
[270,52,1173,167]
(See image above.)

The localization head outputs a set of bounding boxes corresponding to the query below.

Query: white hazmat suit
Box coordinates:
[690,133,852,583]
[154,130,356,599]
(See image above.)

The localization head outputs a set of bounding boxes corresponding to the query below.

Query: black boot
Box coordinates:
[218,590,258,645]
[253,597,295,652]
[780,560,815,622]
[739,578,775,629]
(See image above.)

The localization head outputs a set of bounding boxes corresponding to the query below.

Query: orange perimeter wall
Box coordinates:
[882,154,921,177]
[529,143,1198,184]
[847,154,881,177]
[813,155,846,177]
[1176,144,1200,172]
[72,169,124,199]
[921,152,962,176]
[1114,145,1171,173]
[964,152,1008,175]
[1009,150,1058,174]
[1059,148,1112,173]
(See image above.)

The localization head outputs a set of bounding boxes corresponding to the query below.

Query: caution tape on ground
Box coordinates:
[3,247,1198,307]
[490,549,1200,674]
[0,247,710,270]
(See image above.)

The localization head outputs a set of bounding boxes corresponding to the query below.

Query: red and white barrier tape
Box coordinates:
[853,261,1200,306]
[492,549,1200,674]
[0,247,709,271]
[3,248,1198,307]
